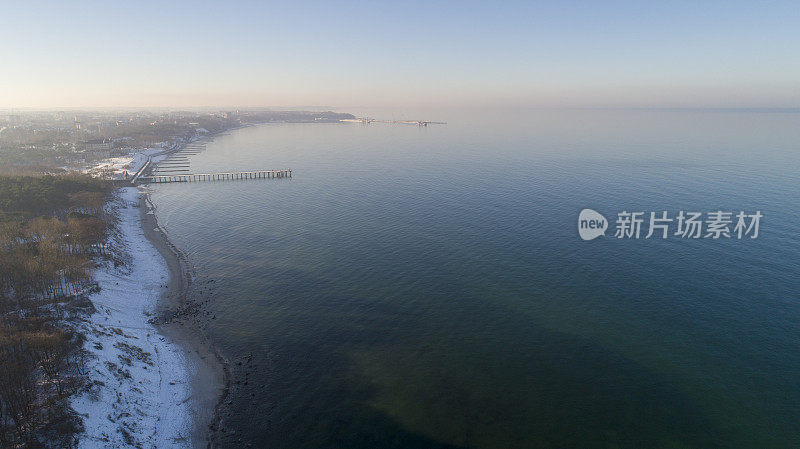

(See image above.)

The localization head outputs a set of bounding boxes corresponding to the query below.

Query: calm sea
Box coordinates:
[150,109,800,448]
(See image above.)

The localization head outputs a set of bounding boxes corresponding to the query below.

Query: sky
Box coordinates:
[1,0,799,109]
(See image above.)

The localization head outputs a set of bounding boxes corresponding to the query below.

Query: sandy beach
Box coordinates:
[140,188,227,448]
[70,187,225,448]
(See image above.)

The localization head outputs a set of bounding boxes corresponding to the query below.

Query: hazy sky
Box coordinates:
[1,0,798,108]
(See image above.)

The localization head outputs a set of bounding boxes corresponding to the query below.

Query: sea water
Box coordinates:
[151,109,800,448]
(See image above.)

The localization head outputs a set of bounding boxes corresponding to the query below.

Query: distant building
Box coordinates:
[84,138,113,151]
[83,138,113,158]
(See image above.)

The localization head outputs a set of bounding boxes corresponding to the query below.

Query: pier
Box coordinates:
[136,169,292,184]
[123,142,292,186]
[341,118,447,126]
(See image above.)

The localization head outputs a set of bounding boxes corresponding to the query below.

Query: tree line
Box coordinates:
[0,174,113,447]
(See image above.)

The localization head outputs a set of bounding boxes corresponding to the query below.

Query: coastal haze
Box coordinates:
[2,2,799,109]
[151,109,800,447]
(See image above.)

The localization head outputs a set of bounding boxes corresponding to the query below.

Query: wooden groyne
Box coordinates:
[136,169,292,184]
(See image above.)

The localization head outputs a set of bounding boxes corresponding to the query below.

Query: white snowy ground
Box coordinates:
[84,148,164,180]
[84,156,137,178]
[71,187,194,448]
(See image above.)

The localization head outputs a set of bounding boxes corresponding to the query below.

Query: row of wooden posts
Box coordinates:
[138,169,292,184]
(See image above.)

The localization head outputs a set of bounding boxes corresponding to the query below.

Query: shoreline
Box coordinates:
[71,127,230,447]
[107,123,300,446]
[139,188,228,448]
[70,187,202,447]
[138,129,236,447]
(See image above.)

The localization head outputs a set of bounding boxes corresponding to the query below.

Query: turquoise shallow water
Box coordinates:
[151,109,800,448]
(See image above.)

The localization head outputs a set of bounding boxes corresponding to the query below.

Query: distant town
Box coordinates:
[0,110,355,174]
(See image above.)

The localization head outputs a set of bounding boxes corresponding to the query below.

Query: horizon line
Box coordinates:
[2,106,799,113]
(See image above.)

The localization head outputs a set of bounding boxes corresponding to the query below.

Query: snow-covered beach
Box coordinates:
[70,187,222,448]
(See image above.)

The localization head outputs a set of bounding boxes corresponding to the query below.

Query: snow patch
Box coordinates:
[71,187,193,448]
[84,148,165,180]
